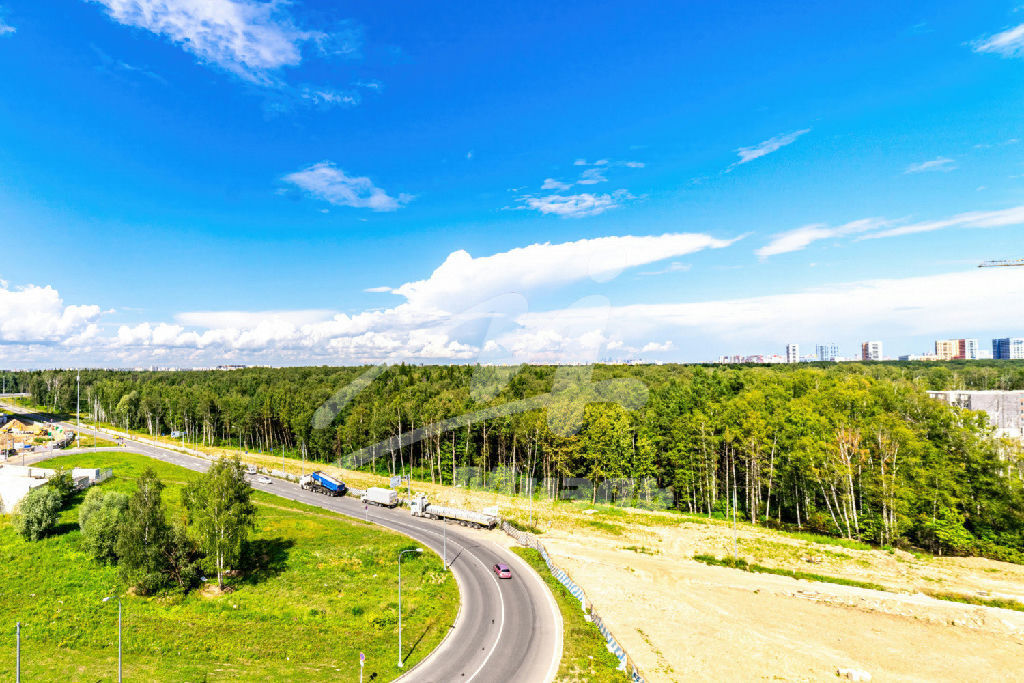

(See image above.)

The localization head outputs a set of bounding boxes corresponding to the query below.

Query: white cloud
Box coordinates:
[518,191,632,218]
[363,286,393,293]
[0,283,101,343]
[904,157,957,174]
[861,205,1024,240]
[576,167,608,185]
[638,261,692,276]
[641,341,673,353]
[391,233,735,312]
[756,205,1024,256]
[0,18,14,36]
[175,309,335,328]
[282,162,411,212]
[528,158,642,207]
[973,23,1024,58]
[541,178,572,191]
[88,0,364,108]
[512,268,1024,356]
[300,87,359,108]
[757,218,890,258]
[729,128,810,169]
[88,0,332,83]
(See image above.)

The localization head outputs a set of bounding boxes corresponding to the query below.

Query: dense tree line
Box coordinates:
[12,361,1024,559]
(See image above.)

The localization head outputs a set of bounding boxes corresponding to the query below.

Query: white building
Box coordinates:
[928,391,1024,438]
[815,343,840,362]
[785,344,800,364]
[861,340,883,361]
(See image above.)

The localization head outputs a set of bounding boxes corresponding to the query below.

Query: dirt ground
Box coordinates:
[535,527,1024,682]
[70,436,1024,681]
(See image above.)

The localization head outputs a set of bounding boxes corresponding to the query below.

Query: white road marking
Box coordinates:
[464,548,507,683]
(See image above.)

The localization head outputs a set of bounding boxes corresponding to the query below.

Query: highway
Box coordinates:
[1,403,563,683]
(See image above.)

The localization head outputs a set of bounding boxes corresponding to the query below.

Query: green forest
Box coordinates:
[8,361,1024,560]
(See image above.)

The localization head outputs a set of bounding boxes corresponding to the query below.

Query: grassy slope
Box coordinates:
[512,547,625,683]
[0,452,458,682]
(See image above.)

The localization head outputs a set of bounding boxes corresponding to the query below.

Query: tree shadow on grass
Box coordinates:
[51,488,87,537]
[238,537,295,586]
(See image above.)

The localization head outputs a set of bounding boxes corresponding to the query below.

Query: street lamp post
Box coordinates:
[76,371,80,447]
[397,547,423,669]
[15,621,20,683]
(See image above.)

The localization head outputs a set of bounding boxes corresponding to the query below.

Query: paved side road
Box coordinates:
[4,404,562,683]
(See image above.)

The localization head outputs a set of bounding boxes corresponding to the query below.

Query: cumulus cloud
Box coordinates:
[282,162,411,211]
[756,205,1024,257]
[973,23,1024,58]
[729,128,810,170]
[0,18,14,36]
[391,233,736,311]
[46,232,731,365]
[904,157,957,174]
[0,283,101,343]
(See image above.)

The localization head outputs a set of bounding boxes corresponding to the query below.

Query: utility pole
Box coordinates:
[118,599,122,683]
[443,517,447,570]
[15,621,20,683]
[76,370,81,447]
[397,548,423,668]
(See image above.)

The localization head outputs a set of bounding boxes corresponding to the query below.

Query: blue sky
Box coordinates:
[1,0,1023,367]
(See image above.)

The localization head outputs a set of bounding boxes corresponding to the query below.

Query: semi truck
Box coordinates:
[361,487,399,508]
[300,471,347,497]
[409,494,498,529]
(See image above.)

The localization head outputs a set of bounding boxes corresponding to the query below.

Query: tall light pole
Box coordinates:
[397,547,423,669]
[15,621,20,683]
[443,518,447,570]
[76,370,81,447]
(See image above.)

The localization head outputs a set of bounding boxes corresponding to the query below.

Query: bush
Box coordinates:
[48,467,76,504]
[13,486,63,540]
[79,488,129,565]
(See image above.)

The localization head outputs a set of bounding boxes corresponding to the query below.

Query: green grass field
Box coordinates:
[512,547,625,683]
[0,452,458,681]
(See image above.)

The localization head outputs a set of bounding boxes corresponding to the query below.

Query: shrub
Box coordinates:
[13,486,63,540]
[48,467,76,503]
[80,489,129,565]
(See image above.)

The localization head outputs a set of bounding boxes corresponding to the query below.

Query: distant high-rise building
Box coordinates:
[786,344,800,364]
[815,343,839,362]
[861,341,883,361]
[959,338,980,360]
[934,339,957,361]
[993,338,1024,360]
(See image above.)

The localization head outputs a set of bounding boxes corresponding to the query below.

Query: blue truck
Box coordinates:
[300,471,347,497]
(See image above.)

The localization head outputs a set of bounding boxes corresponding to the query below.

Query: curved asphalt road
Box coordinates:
[2,404,562,682]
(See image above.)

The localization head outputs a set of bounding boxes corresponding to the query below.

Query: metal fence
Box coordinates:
[501,522,645,683]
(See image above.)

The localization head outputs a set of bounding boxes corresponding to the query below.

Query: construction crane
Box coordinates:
[979,258,1024,268]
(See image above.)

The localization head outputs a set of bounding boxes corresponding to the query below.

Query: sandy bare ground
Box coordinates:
[538,527,1024,682]
[43,429,1024,682]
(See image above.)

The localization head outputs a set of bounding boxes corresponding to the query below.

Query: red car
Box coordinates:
[493,563,512,579]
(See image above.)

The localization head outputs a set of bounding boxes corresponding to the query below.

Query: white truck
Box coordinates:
[409,493,498,529]
[361,487,399,508]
